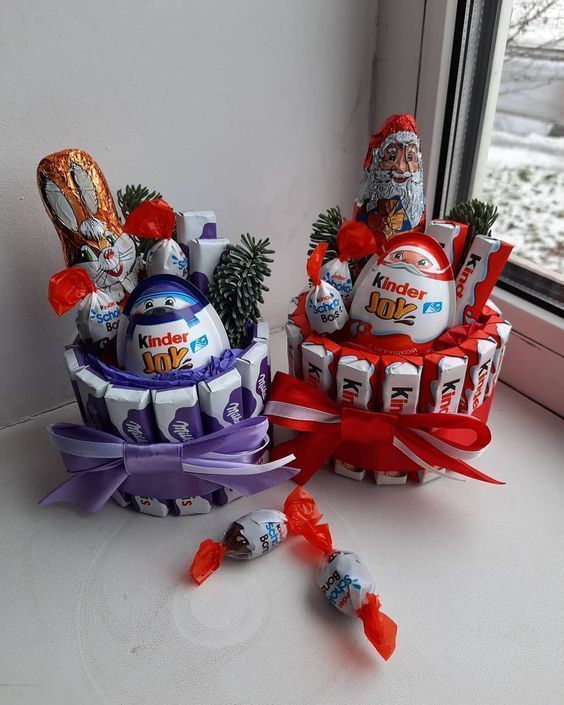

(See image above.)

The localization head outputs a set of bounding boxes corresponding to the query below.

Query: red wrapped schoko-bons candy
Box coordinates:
[189,487,397,660]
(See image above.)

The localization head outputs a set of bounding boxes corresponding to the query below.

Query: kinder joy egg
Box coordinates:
[348,233,454,354]
[117,274,229,376]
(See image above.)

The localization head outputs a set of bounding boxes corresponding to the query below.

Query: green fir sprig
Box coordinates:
[447,199,498,236]
[117,184,166,258]
[208,234,274,348]
[307,206,343,262]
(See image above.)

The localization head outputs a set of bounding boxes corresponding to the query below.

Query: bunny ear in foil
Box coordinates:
[41,178,78,233]
[70,161,98,215]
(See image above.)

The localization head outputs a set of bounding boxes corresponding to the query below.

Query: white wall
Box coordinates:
[0,0,377,426]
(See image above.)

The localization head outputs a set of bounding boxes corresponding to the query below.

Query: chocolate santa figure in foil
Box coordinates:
[354,114,425,250]
[37,149,139,303]
[349,233,455,354]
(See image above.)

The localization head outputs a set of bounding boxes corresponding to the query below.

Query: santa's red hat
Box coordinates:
[379,232,453,281]
[363,114,420,169]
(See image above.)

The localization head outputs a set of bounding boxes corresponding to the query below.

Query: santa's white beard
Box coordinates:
[366,168,424,227]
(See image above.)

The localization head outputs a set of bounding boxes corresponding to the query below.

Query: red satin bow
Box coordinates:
[265,373,501,485]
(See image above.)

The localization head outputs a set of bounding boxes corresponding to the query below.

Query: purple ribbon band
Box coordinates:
[41,417,298,513]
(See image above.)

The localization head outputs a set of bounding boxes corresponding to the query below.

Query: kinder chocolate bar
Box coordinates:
[354,113,425,252]
[198,368,244,433]
[235,340,270,417]
[49,268,121,349]
[75,367,111,431]
[334,348,379,481]
[151,385,204,443]
[483,320,512,397]
[419,348,468,414]
[454,235,513,325]
[175,211,217,244]
[306,243,349,334]
[131,496,170,517]
[458,331,497,414]
[285,319,305,378]
[37,149,138,304]
[104,386,156,444]
[189,487,397,661]
[188,238,229,294]
[378,355,422,484]
[350,233,455,355]
[320,221,376,306]
[301,335,341,396]
[64,345,87,422]
[171,495,213,516]
[123,199,188,280]
[426,220,469,273]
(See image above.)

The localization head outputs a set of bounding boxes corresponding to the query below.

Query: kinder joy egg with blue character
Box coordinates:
[117,274,229,376]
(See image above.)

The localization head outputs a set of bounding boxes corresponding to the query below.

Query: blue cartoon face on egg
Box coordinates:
[117,275,229,376]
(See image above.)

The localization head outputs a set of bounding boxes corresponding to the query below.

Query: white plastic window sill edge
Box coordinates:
[491,287,564,417]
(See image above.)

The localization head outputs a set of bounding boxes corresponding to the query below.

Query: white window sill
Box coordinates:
[1,330,563,703]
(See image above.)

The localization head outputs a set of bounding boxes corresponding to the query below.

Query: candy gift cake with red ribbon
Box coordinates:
[267,114,513,486]
[38,149,296,517]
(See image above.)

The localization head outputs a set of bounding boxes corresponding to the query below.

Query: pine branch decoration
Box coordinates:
[447,198,498,236]
[307,206,343,262]
[117,184,163,219]
[208,234,274,348]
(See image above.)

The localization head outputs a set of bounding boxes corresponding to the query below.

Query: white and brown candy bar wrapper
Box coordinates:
[131,496,170,518]
[483,320,512,397]
[175,211,217,244]
[334,347,380,481]
[75,366,111,431]
[104,386,157,444]
[37,149,139,304]
[377,355,422,484]
[301,334,341,397]
[151,385,204,443]
[188,238,229,294]
[285,317,309,378]
[198,368,243,433]
[235,340,270,418]
[171,495,213,516]
[458,331,497,414]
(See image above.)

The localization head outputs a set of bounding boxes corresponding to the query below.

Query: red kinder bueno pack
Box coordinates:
[419,347,468,414]
[483,320,512,397]
[349,233,455,355]
[426,220,469,274]
[301,334,341,397]
[454,235,513,325]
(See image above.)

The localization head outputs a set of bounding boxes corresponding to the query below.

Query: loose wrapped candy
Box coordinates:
[354,113,425,251]
[123,199,188,280]
[349,233,455,354]
[320,221,376,306]
[49,267,120,349]
[189,487,397,660]
[306,243,348,334]
[37,149,138,303]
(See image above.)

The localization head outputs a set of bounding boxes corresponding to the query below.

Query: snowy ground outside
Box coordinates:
[482,128,564,275]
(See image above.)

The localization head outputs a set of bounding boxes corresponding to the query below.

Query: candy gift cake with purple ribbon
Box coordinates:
[38,149,296,517]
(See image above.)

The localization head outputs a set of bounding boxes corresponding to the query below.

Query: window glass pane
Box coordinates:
[481,0,564,279]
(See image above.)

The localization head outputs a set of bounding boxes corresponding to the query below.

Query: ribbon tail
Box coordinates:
[189,465,300,496]
[397,431,504,485]
[270,427,341,485]
[39,467,128,512]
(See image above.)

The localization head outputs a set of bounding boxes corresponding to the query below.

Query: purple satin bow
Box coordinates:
[41,417,298,513]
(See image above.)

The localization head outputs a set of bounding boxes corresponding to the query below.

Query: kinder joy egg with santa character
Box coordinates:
[354,114,425,252]
[117,275,229,376]
[348,233,455,354]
